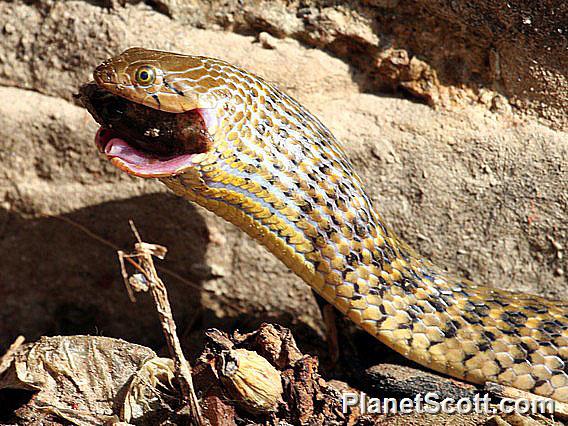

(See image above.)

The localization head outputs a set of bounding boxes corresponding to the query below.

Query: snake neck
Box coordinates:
[160,74,457,331]
[159,62,568,402]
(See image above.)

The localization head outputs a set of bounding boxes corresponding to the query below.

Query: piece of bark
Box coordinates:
[485,382,568,420]
[235,323,303,369]
[201,395,236,426]
[281,355,350,426]
[363,363,480,401]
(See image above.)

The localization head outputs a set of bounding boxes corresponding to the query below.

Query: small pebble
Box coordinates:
[259,32,278,50]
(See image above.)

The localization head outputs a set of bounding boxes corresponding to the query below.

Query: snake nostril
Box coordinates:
[94,64,116,84]
[103,70,113,82]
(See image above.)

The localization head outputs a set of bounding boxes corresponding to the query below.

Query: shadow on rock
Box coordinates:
[0,193,210,353]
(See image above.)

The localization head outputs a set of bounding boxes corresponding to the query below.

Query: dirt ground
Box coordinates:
[0,1,566,424]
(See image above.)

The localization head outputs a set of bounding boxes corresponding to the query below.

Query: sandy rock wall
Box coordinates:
[0,0,566,354]
[151,0,568,127]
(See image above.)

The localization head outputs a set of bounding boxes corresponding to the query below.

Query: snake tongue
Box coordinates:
[96,128,197,178]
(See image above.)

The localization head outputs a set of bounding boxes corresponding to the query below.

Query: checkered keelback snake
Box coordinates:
[92,48,568,402]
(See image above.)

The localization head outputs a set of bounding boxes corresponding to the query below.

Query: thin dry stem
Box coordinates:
[119,222,204,426]
[52,215,207,295]
[0,335,25,375]
[485,382,568,420]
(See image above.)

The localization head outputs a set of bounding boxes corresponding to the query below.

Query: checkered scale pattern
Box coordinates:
[94,48,568,402]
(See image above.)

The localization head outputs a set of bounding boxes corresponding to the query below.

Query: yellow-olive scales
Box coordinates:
[85,48,568,402]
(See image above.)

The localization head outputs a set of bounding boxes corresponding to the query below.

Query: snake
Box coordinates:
[84,47,568,403]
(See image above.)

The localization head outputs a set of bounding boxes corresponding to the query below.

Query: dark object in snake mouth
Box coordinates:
[77,82,212,176]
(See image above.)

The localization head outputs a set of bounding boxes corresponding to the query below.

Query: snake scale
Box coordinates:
[86,48,568,402]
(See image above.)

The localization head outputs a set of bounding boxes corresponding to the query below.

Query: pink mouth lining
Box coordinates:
[95,128,198,178]
[94,106,217,178]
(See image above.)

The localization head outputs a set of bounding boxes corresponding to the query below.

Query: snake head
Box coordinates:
[93,47,221,113]
[84,48,229,177]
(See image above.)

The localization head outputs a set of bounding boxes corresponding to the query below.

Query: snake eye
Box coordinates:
[134,66,156,86]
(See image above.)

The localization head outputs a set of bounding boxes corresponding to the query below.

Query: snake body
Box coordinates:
[91,48,568,402]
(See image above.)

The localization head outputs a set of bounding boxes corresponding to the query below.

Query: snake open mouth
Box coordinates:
[93,127,201,177]
[79,82,214,178]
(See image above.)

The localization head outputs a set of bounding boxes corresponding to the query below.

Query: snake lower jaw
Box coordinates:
[94,127,199,178]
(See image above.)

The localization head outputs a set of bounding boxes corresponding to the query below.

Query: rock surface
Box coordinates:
[151,0,568,127]
[0,0,566,384]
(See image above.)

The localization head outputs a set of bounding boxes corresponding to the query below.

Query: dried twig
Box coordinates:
[118,220,204,425]
[485,381,568,420]
[0,335,25,375]
[52,215,207,295]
